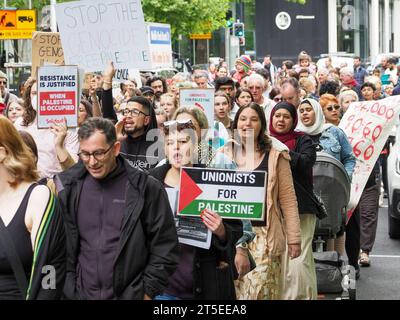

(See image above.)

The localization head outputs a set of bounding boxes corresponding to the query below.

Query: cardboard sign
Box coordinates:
[55,0,151,72]
[37,65,79,128]
[179,88,215,127]
[178,167,267,220]
[32,32,65,78]
[147,22,173,69]
[339,96,400,219]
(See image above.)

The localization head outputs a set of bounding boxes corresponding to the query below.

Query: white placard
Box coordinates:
[147,22,173,69]
[37,65,79,128]
[339,96,400,219]
[55,0,151,72]
[179,88,215,127]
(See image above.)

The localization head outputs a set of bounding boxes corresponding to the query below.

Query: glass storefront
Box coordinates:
[336,0,369,59]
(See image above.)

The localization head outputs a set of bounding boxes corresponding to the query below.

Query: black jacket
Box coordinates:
[149,164,243,299]
[102,88,161,170]
[290,135,318,215]
[55,156,179,299]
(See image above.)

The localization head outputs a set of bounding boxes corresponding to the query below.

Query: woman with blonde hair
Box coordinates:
[0,116,65,299]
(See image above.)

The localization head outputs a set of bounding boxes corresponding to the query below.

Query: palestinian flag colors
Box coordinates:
[178,167,266,220]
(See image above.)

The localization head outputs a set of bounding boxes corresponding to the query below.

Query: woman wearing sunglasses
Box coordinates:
[149,119,243,300]
[320,94,341,126]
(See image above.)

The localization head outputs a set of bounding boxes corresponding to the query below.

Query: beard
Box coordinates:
[154,91,163,100]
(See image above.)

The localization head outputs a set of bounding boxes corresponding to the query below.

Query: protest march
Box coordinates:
[1,0,400,304]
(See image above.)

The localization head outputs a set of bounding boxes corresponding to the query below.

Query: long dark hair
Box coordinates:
[231,102,271,153]
[22,79,37,126]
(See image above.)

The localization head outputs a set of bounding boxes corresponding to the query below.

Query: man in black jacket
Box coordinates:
[101,63,161,171]
[55,118,179,300]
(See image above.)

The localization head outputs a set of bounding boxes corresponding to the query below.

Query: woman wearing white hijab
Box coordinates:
[296,98,355,178]
[296,98,357,278]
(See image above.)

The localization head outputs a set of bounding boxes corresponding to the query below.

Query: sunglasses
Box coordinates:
[326,105,340,112]
[0,81,7,85]
[162,119,196,134]
[274,96,283,102]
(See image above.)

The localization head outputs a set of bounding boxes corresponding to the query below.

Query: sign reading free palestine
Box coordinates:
[178,167,267,221]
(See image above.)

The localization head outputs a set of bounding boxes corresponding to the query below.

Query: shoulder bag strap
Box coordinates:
[0,217,29,298]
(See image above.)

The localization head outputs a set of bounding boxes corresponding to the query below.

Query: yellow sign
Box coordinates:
[190,33,212,40]
[0,9,36,39]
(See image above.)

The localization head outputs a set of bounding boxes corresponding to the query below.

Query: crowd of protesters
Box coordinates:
[0,50,399,300]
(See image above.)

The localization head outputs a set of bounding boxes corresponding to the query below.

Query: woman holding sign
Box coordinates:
[221,102,301,300]
[14,80,79,179]
[149,119,243,300]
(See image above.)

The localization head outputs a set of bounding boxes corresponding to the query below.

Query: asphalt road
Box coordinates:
[356,199,400,300]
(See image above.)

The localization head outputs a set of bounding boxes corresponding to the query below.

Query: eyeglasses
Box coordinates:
[274,96,283,102]
[326,105,341,112]
[122,108,148,117]
[78,144,114,162]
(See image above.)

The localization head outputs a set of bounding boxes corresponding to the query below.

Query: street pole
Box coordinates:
[50,0,57,32]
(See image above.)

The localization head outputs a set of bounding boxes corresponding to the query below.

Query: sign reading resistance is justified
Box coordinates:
[178,167,267,221]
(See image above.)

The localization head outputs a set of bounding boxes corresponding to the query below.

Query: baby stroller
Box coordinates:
[312,152,356,300]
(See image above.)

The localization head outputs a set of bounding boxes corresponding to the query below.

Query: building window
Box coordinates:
[337,0,369,59]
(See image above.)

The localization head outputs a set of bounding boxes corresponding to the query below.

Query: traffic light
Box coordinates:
[233,22,244,37]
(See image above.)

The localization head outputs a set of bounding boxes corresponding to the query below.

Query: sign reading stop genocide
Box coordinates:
[339,95,400,219]
[37,65,79,128]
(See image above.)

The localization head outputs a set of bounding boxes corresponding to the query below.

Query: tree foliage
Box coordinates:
[142,0,230,37]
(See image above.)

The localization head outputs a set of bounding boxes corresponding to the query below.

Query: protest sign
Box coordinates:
[147,22,173,69]
[178,167,267,220]
[179,88,215,126]
[167,188,211,249]
[32,32,65,78]
[339,96,400,219]
[37,65,79,128]
[55,0,151,72]
[114,68,142,87]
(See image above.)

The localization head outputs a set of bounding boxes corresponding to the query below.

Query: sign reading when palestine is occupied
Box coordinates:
[37,65,79,128]
[178,167,267,221]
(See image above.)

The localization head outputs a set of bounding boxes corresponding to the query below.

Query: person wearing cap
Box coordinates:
[232,55,252,83]
[140,86,155,104]
[0,71,18,114]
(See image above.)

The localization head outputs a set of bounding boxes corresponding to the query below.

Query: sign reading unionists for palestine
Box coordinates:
[178,167,267,221]
[37,65,79,128]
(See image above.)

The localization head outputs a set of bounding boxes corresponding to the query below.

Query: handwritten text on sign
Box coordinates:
[339,96,400,218]
[32,32,65,77]
[37,65,79,129]
[55,0,151,72]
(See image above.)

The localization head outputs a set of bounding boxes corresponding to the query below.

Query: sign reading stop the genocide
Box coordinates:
[178,167,267,220]
[339,96,400,219]
[32,32,65,77]
[37,65,79,128]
